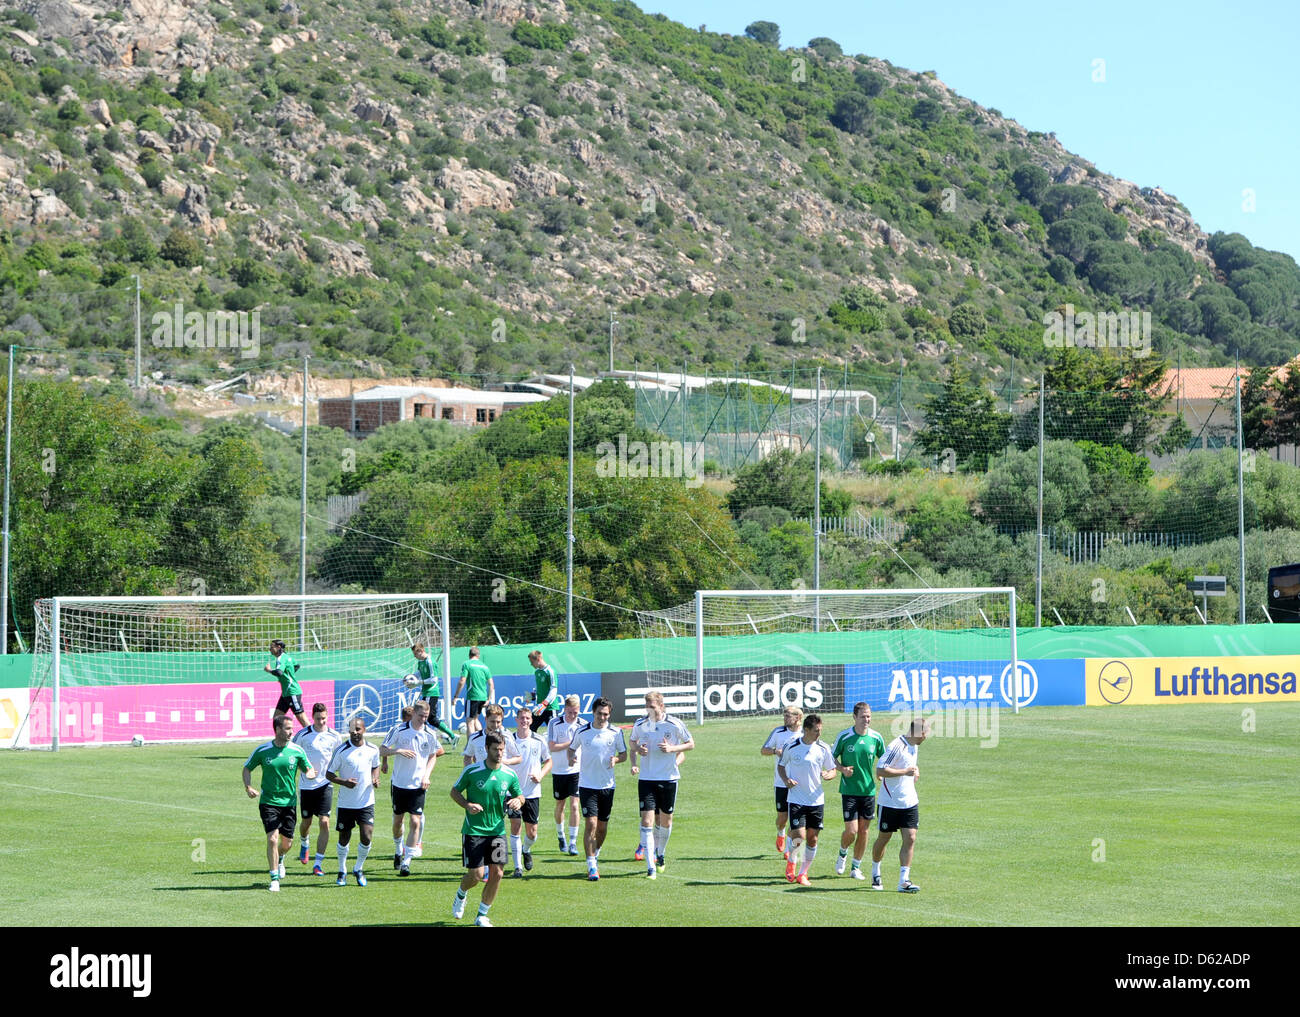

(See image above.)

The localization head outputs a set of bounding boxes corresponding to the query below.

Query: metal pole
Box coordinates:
[566,363,575,642]
[695,591,704,726]
[1036,373,1045,628]
[609,311,616,374]
[814,366,822,632]
[1236,364,1247,623]
[51,597,60,751]
[299,355,309,651]
[1009,589,1020,715]
[895,362,903,460]
[133,273,141,388]
[1,345,12,654]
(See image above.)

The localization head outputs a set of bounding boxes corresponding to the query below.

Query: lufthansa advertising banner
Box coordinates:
[1085,656,1300,706]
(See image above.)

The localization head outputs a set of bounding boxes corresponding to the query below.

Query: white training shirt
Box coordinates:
[463,728,521,767]
[511,731,552,800]
[763,724,802,789]
[573,724,627,791]
[292,725,344,791]
[630,714,691,782]
[547,715,589,776]
[327,740,382,810]
[778,737,837,807]
[877,735,920,809]
[382,722,439,790]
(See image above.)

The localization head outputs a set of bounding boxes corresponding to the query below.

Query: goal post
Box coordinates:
[638,588,1021,725]
[21,594,451,750]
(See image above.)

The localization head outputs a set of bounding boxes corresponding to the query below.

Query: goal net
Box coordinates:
[19,594,450,749]
[635,588,1022,724]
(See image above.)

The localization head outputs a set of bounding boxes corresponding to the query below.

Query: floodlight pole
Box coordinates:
[1,344,13,655]
[566,363,575,643]
[299,355,309,651]
[814,366,822,633]
[1236,364,1246,623]
[133,273,142,388]
[1035,373,1045,627]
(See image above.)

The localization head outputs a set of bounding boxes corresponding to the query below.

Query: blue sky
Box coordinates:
[640,0,1299,261]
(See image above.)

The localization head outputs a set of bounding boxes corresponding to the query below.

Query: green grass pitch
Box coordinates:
[2,705,1297,927]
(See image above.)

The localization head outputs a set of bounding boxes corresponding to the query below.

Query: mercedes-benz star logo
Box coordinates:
[341,683,383,726]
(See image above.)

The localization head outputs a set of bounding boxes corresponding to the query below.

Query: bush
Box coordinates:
[159,228,203,268]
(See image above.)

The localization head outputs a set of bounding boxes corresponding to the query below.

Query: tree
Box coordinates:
[727,448,850,518]
[947,304,986,342]
[160,228,204,268]
[912,98,942,127]
[808,37,842,59]
[1241,364,1280,451]
[829,92,872,135]
[744,21,780,46]
[1012,164,1050,205]
[917,363,1012,472]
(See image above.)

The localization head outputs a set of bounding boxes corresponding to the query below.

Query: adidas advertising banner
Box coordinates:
[1086,656,1300,706]
[602,667,843,723]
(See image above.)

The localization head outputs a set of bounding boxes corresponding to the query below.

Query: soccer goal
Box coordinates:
[19,594,450,750]
[636,588,1022,724]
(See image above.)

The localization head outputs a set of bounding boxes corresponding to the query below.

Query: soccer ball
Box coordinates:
[130,734,145,747]
[402,674,420,689]
[456,722,467,734]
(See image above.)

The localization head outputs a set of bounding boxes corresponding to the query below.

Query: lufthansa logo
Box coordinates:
[1097,660,1133,704]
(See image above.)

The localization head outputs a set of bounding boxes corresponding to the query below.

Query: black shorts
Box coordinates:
[878,805,919,832]
[337,806,375,832]
[579,786,615,822]
[462,834,509,869]
[637,779,678,815]
[775,786,790,812]
[259,803,297,837]
[391,786,426,816]
[424,695,441,717]
[276,694,304,716]
[841,794,876,823]
[467,699,486,719]
[299,785,333,817]
[552,772,580,800]
[533,706,554,730]
[507,798,541,824]
[788,802,824,831]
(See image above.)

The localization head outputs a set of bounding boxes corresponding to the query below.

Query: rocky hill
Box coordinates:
[1,0,1296,392]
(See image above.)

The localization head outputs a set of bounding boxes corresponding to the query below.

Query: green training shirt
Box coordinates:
[832,726,887,797]
[454,762,522,837]
[533,663,557,706]
[416,656,438,698]
[460,659,492,700]
[244,741,311,807]
[269,652,302,697]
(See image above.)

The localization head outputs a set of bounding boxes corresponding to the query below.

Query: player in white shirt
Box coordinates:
[507,705,553,878]
[325,716,381,886]
[872,717,929,893]
[547,695,588,856]
[291,702,345,875]
[760,707,804,856]
[776,713,839,885]
[629,691,694,879]
[379,700,442,877]
[463,703,523,767]
[568,696,627,881]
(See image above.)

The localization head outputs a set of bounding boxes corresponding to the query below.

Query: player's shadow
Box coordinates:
[669,855,765,862]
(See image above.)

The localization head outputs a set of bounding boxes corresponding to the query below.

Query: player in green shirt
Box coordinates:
[453,646,494,735]
[831,702,888,882]
[449,731,523,927]
[243,713,316,892]
[265,638,308,729]
[527,649,560,729]
[411,643,457,743]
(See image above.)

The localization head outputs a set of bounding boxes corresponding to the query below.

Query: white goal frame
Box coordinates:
[31,594,451,751]
[689,587,1021,724]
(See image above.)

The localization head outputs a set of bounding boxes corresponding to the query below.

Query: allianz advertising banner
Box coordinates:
[845,658,1085,710]
[1085,656,1300,706]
